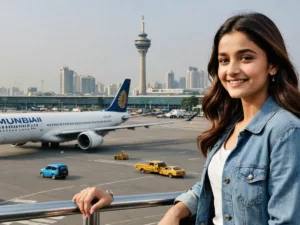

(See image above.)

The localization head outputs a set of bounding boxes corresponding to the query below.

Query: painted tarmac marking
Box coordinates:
[47,217,65,220]
[188,157,201,160]
[105,218,141,225]
[104,213,163,225]
[178,151,186,154]
[31,218,57,224]
[0,186,74,205]
[10,199,37,204]
[95,176,154,187]
[91,159,135,166]
[186,171,201,175]
[143,214,164,219]
[1,208,65,225]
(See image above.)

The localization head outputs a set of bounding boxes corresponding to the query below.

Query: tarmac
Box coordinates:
[0,116,209,225]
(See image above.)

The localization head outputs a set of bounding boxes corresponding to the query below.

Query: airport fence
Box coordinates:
[0,192,196,225]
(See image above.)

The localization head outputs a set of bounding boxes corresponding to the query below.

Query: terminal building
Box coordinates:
[0,95,204,111]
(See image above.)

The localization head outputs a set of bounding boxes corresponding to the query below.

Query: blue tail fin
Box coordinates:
[105,79,131,112]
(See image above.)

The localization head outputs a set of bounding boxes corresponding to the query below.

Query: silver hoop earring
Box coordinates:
[272,76,275,82]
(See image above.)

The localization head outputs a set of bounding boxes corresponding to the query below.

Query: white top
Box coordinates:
[208,144,232,225]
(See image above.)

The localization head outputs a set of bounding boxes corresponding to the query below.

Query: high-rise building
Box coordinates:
[165,70,175,89]
[135,16,151,95]
[81,75,95,94]
[179,77,186,89]
[0,87,8,96]
[107,84,117,96]
[9,87,23,96]
[148,80,163,89]
[186,67,202,89]
[25,87,38,96]
[60,66,74,94]
[197,70,205,89]
[97,82,105,93]
[73,73,81,93]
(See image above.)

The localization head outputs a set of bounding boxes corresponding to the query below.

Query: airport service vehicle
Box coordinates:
[0,79,185,151]
[165,109,187,118]
[158,166,185,178]
[40,164,69,180]
[114,151,129,160]
[156,114,166,119]
[135,160,167,173]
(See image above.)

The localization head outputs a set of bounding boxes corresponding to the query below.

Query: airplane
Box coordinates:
[0,79,196,151]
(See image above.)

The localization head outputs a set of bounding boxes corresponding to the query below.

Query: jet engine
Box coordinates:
[77,131,104,150]
[11,143,27,147]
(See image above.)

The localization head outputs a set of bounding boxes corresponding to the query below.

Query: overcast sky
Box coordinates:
[0,0,299,93]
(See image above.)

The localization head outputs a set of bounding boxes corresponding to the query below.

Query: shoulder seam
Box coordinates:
[271,126,300,149]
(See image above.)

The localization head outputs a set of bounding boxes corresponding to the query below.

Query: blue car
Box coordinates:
[40,164,69,180]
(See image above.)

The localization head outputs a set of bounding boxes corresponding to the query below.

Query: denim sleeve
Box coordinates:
[268,128,300,224]
[174,180,202,216]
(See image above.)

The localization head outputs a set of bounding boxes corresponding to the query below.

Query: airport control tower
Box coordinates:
[135,16,151,95]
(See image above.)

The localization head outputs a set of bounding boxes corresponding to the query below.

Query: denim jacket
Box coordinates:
[176,97,300,225]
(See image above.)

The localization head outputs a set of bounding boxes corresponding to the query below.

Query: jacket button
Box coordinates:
[248,173,254,180]
[225,215,232,221]
[224,178,230,184]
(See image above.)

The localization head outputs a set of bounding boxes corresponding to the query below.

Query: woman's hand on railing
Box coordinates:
[72,187,113,217]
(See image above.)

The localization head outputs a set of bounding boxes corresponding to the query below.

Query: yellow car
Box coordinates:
[159,166,185,178]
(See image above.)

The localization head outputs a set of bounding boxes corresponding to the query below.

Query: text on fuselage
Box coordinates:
[0,117,42,124]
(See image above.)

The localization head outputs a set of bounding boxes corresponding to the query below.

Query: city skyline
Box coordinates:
[0,0,299,92]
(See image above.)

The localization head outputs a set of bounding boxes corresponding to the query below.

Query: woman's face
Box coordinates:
[217,31,277,102]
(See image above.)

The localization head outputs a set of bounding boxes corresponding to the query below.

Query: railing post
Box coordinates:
[82,213,100,225]
[82,216,88,225]
[90,212,100,225]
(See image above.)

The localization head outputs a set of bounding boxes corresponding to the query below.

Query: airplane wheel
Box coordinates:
[52,174,56,180]
[41,142,49,147]
[40,173,44,178]
[168,173,173,178]
[140,168,145,173]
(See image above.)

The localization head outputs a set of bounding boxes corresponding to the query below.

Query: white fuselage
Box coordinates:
[0,111,127,144]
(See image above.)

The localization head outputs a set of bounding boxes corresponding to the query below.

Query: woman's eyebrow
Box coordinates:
[218,48,257,56]
[238,49,257,54]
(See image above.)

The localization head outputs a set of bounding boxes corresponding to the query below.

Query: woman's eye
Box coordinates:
[219,58,228,63]
[241,55,252,61]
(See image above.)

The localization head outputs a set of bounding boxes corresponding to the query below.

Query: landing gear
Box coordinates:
[50,143,60,148]
[41,142,49,147]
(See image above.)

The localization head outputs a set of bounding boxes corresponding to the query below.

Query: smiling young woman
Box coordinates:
[158,12,300,225]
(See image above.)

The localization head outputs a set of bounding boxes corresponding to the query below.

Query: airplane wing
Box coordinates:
[58,121,173,135]
[57,113,198,135]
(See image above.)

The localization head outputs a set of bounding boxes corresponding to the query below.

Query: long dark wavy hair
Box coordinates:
[198,12,300,157]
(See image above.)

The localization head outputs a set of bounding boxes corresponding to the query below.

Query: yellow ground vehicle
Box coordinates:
[114,151,129,160]
[159,166,185,178]
[135,160,167,173]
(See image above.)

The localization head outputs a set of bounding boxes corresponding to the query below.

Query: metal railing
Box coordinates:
[0,192,195,225]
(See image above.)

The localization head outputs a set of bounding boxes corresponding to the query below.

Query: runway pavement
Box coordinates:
[0,116,209,225]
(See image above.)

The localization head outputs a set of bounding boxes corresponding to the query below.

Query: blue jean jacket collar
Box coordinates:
[207,97,279,160]
[245,97,280,134]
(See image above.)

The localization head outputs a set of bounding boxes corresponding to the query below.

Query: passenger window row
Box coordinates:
[46,120,112,127]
